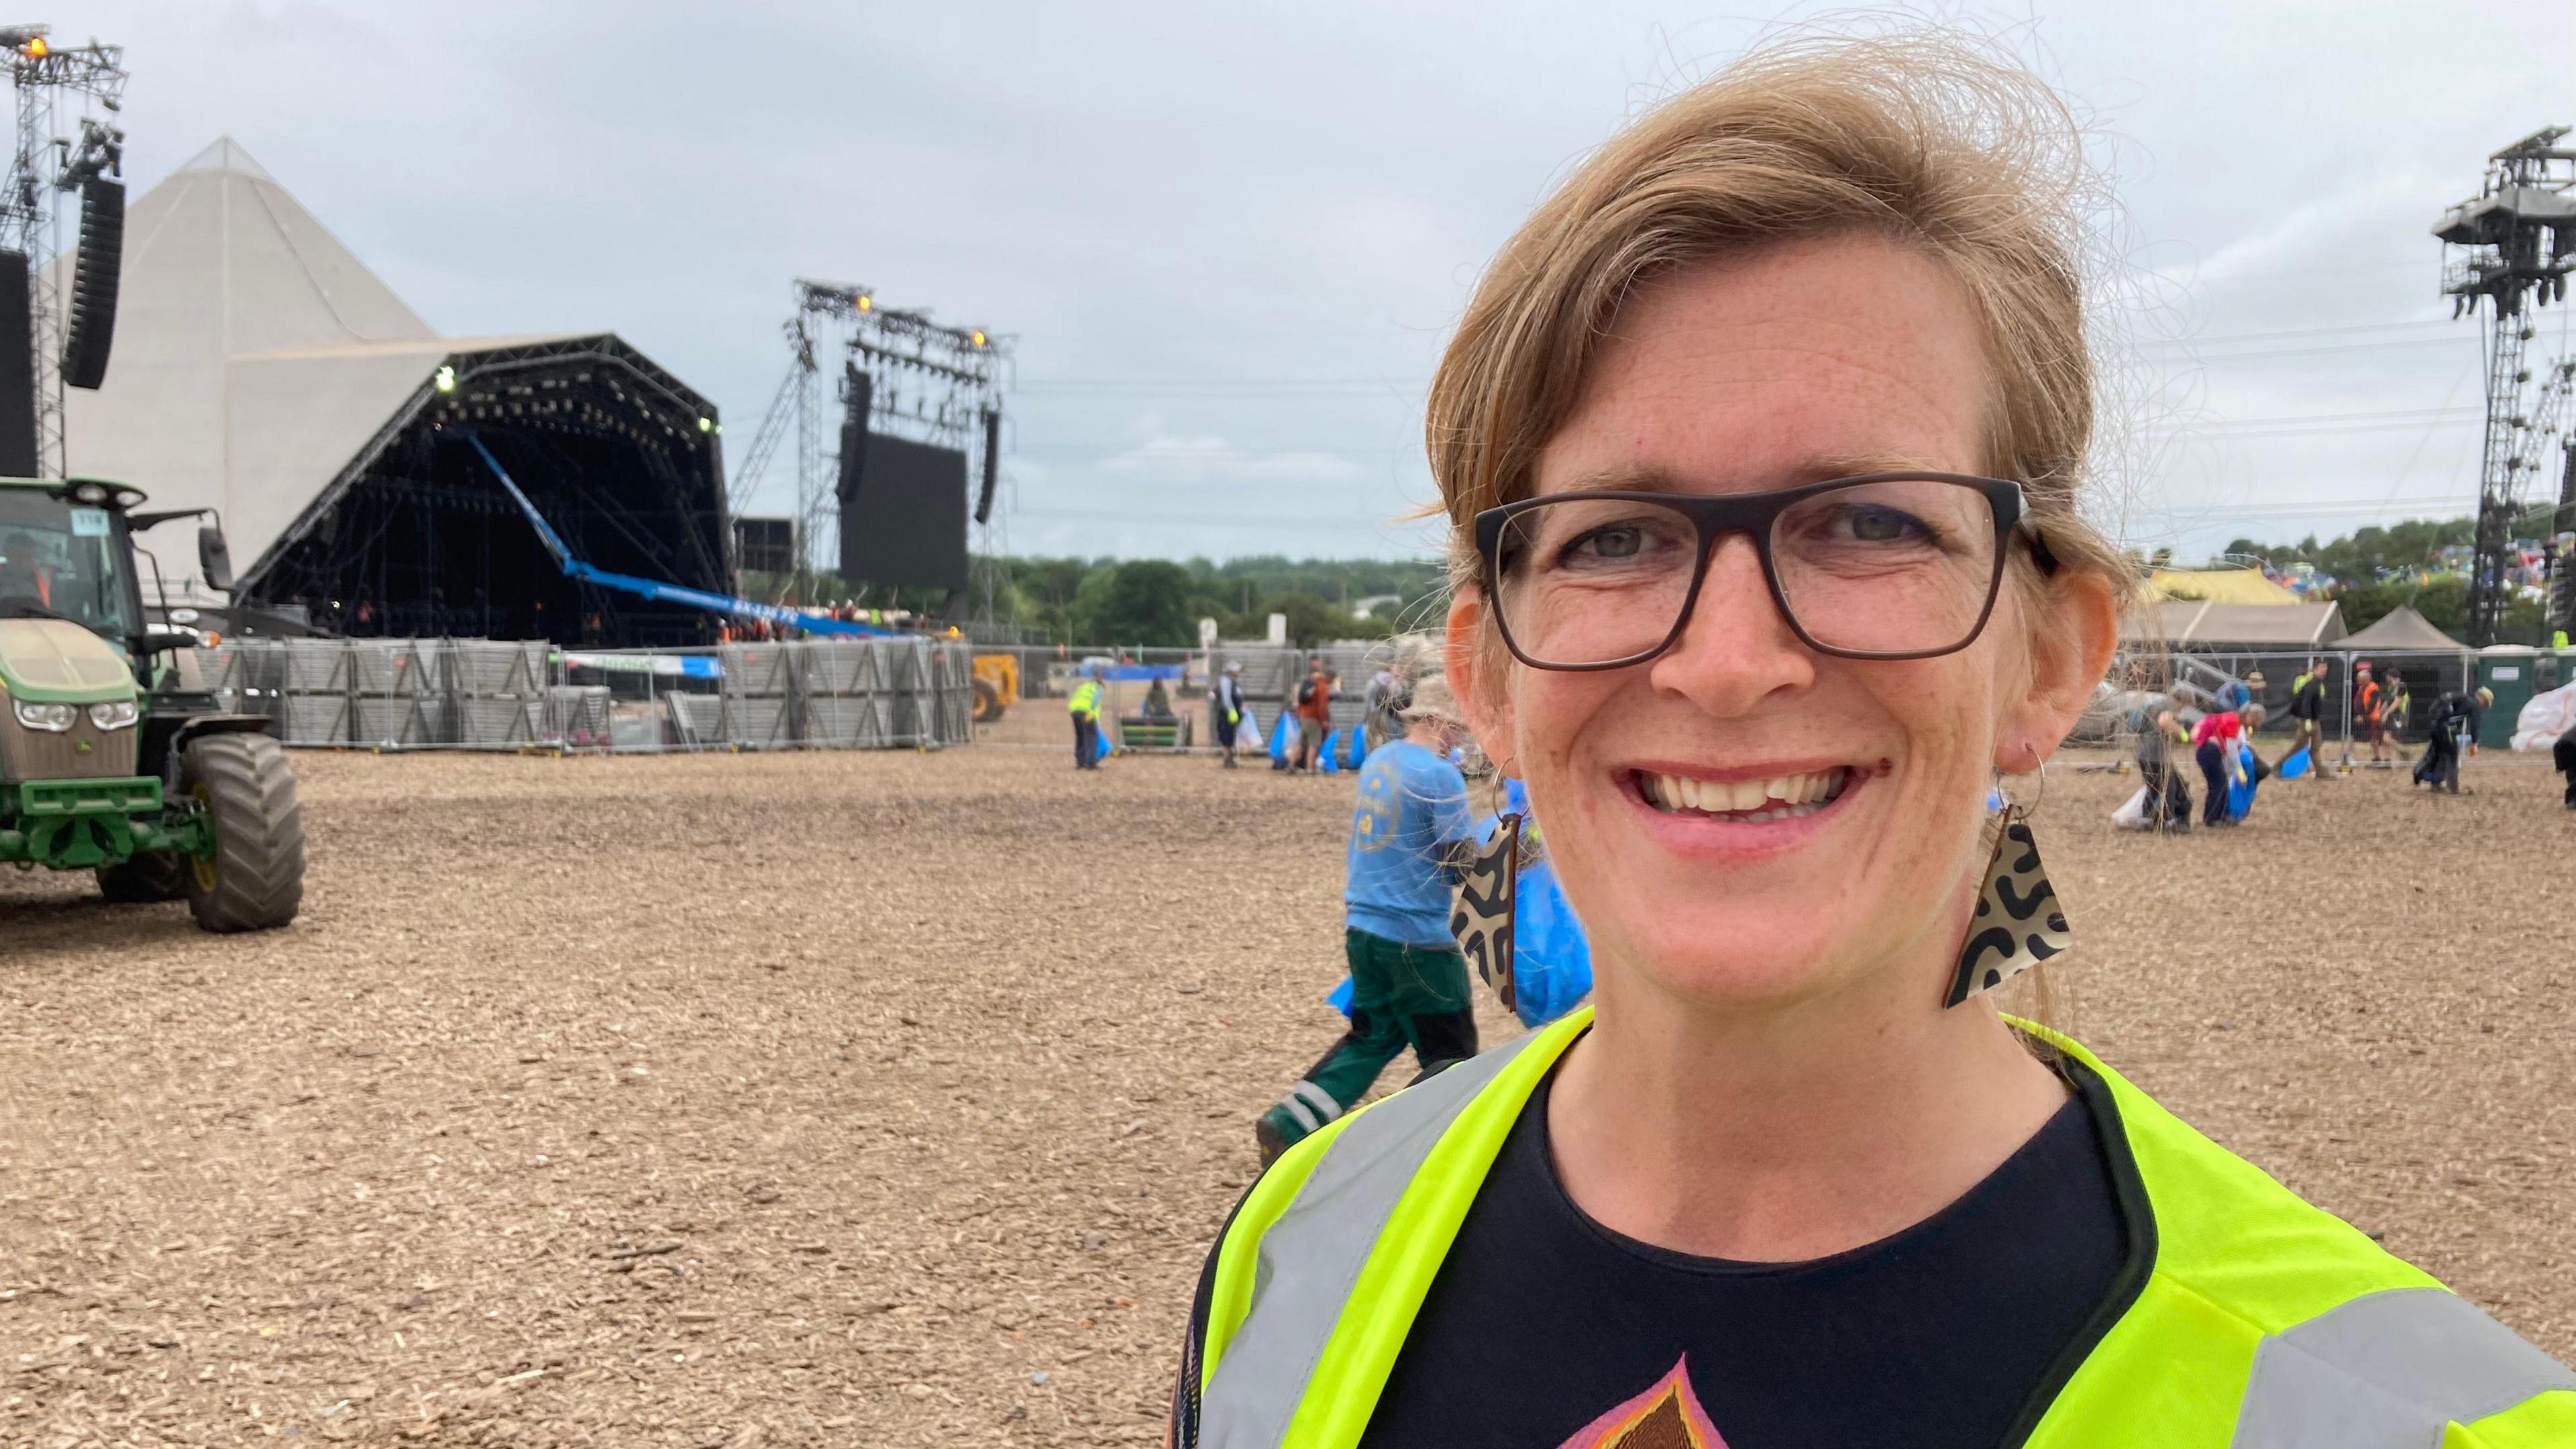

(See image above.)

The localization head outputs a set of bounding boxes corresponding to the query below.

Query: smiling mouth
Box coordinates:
[1633,766,1854,824]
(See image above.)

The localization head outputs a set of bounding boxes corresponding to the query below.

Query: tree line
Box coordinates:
[2213,516,2557,641]
[992,555,1450,647]
[737,554,1450,647]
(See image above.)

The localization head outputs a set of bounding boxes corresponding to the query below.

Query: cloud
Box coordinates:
[1095,435,1372,486]
[69,0,2576,566]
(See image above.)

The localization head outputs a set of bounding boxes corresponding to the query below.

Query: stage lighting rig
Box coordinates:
[1,21,127,476]
[731,277,1014,616]
[2436,125,2576,645]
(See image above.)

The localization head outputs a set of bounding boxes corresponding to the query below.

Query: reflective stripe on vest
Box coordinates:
[1199,1028,1549,1448]
[1196,1009,2573,1449]
[2231,1287,2575,1448]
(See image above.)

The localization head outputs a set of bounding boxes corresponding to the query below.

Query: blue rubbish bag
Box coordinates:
[1326,782,1596,1028]
[1509,855,1593,1026]
[1497,780,1591,1026]
[2278,745,2311,780]
[2224,740,2259,821]
[1319,727,1348,773]
[1340,727,1371,770]
[1268,712,1295,769]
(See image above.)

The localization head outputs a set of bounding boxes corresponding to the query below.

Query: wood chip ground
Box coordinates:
[2,743,2569,1444]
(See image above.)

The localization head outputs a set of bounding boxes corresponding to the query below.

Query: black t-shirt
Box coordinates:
[2291,676,2323,721]
[1175,1055,2147,1449]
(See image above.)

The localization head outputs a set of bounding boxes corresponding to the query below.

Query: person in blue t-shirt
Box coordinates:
[1257,675,1480,1163]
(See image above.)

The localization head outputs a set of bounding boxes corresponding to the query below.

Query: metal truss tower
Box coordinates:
[2435,125,2576,645]
[1,25,123,478]
[729,278,1012,614]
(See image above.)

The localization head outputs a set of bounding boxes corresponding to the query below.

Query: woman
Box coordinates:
[1170,36,2571,1449]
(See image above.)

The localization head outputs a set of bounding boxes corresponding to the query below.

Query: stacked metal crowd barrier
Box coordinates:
[190,637,975,753]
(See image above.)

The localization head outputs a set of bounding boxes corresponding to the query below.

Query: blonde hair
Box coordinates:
[1424,34,2131,614]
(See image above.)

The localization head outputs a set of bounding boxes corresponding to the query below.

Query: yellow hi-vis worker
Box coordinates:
[1067,674,1104,772]
[1174,1010,2575,1448]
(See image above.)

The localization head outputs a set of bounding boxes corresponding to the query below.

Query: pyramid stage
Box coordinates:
[62,138,731,648]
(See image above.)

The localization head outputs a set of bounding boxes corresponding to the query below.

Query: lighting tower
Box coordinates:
[2435,125,2576,645]
[1,25,123,478]
[731,279,1012,614]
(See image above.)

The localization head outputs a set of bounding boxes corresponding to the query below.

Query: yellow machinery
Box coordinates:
[971,653,1019,722]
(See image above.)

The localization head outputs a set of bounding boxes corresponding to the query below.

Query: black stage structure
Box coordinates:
[248,335,730,648]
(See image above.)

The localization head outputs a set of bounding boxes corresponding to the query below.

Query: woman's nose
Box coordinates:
[1645,533,1816,716]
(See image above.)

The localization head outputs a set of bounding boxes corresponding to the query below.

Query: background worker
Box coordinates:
[1254,676,1477,1163]
[2192,703,2261,827]
[2354,662,2394,765]
[1067,667,1104,771]
[2383,673,2413,762]
[2284,657,2327,775]
[1291,654,1334,772]
[1362,657,1408,753]
[2413,686,2489,794]
[1212,661,1247,769]
[0,531,52,608]
[2132,700,2192,830]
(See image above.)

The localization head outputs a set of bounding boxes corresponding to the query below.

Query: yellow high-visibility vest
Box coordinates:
[1067,680,1102,720]
[1187,1009,2574,1448]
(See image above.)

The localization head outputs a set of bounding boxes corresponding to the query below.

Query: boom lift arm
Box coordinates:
[469,435,890,641]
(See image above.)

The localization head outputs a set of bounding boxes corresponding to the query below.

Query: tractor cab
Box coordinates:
[0,478,149,647]
[0,476,235,666]
[0,476,302,932]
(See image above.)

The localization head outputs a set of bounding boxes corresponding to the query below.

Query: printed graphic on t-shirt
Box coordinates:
[1557,1357,1726,1448]
[1352,756,1401,852]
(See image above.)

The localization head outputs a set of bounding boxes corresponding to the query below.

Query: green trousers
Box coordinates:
[1261,930,1479,1148]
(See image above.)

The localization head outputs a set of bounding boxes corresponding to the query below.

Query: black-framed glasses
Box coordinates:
[1474,472,2029,671]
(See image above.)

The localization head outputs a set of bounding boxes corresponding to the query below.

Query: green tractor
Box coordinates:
[0,476,303,931]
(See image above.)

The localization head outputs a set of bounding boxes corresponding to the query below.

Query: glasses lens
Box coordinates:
[1771,478,2000,655]
[1491,497,1701,666]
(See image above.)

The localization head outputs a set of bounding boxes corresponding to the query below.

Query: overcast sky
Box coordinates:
[67,0,2576,563]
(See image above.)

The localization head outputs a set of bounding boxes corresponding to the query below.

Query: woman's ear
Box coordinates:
[2000,568,2120,769]
[1445,588,1521,777]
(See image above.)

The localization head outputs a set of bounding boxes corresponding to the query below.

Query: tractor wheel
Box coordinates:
[97,851,188,904]
[973,678,1005,724]
[180,733,306,933]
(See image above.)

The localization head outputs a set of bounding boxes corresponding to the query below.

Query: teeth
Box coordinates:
[1642,767,1849,820]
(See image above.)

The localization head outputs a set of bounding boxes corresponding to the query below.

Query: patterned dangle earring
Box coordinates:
[1945,752,2072,1008]
[1451,812,1521,1016]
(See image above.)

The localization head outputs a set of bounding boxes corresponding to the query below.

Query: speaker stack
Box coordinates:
[0,250,36,476]
[60,176,123,390]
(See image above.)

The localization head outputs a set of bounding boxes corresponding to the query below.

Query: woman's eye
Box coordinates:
[1843,506,1927,543]
[1572,526,1645,560]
